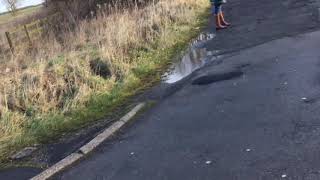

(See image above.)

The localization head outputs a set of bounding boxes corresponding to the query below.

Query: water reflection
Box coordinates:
[163,32,221,84]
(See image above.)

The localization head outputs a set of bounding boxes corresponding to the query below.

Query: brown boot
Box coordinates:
[215,15,226,30]
[219,12,231,26]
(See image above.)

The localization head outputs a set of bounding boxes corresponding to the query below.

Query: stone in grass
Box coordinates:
[89,58,111,79]
[10,147,38,160]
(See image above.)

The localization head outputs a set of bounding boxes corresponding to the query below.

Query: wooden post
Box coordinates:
[24,25,32,46]
[36,21,41,36]
[5,32,14,53]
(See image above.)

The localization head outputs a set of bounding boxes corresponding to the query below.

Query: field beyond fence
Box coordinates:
[0,13,59,55]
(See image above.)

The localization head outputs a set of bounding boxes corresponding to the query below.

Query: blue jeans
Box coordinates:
[212,4,222,15]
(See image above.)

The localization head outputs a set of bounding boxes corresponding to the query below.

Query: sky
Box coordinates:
[0,0,44,13]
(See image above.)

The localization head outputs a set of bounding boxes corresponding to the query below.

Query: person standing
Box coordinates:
[211,0,230,30]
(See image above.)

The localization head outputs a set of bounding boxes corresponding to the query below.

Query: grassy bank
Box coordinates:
[0,0,210,162]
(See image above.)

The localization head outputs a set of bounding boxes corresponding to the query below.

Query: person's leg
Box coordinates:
[214,4,221,16]
[214,4,226,30]
[219,5,230,26]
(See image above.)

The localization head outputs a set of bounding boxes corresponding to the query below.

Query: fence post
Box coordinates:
[5,31,14,54]
[36,21,41,36]
[24,25,32,46]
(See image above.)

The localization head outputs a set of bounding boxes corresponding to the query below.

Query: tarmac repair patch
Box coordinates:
[192,69,243,85]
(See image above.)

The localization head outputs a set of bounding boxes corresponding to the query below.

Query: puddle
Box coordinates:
[163,32,222,84]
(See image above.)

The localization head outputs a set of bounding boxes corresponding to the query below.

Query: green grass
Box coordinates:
[0,7,210,165]
[0,5,43,26]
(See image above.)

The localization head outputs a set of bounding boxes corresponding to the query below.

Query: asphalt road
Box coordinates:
[56,0,320,180]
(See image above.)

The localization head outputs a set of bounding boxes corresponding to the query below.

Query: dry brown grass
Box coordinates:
[0,0,209,160]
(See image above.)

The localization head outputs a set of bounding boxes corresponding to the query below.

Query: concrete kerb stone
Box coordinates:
[30,102,146,180]
[30,153,83,180]
[120,103,146,123]
[79,121,125,154]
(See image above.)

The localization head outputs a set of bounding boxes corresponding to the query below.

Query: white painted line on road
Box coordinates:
[30,102,146,180]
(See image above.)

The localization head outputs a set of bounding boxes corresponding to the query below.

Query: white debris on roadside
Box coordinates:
[205,160,212,165]
[281,174,287,178]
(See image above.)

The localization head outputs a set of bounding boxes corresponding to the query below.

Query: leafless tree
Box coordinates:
[2,0,20,15]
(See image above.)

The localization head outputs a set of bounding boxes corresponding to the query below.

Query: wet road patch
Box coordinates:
[192,69,243,85]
